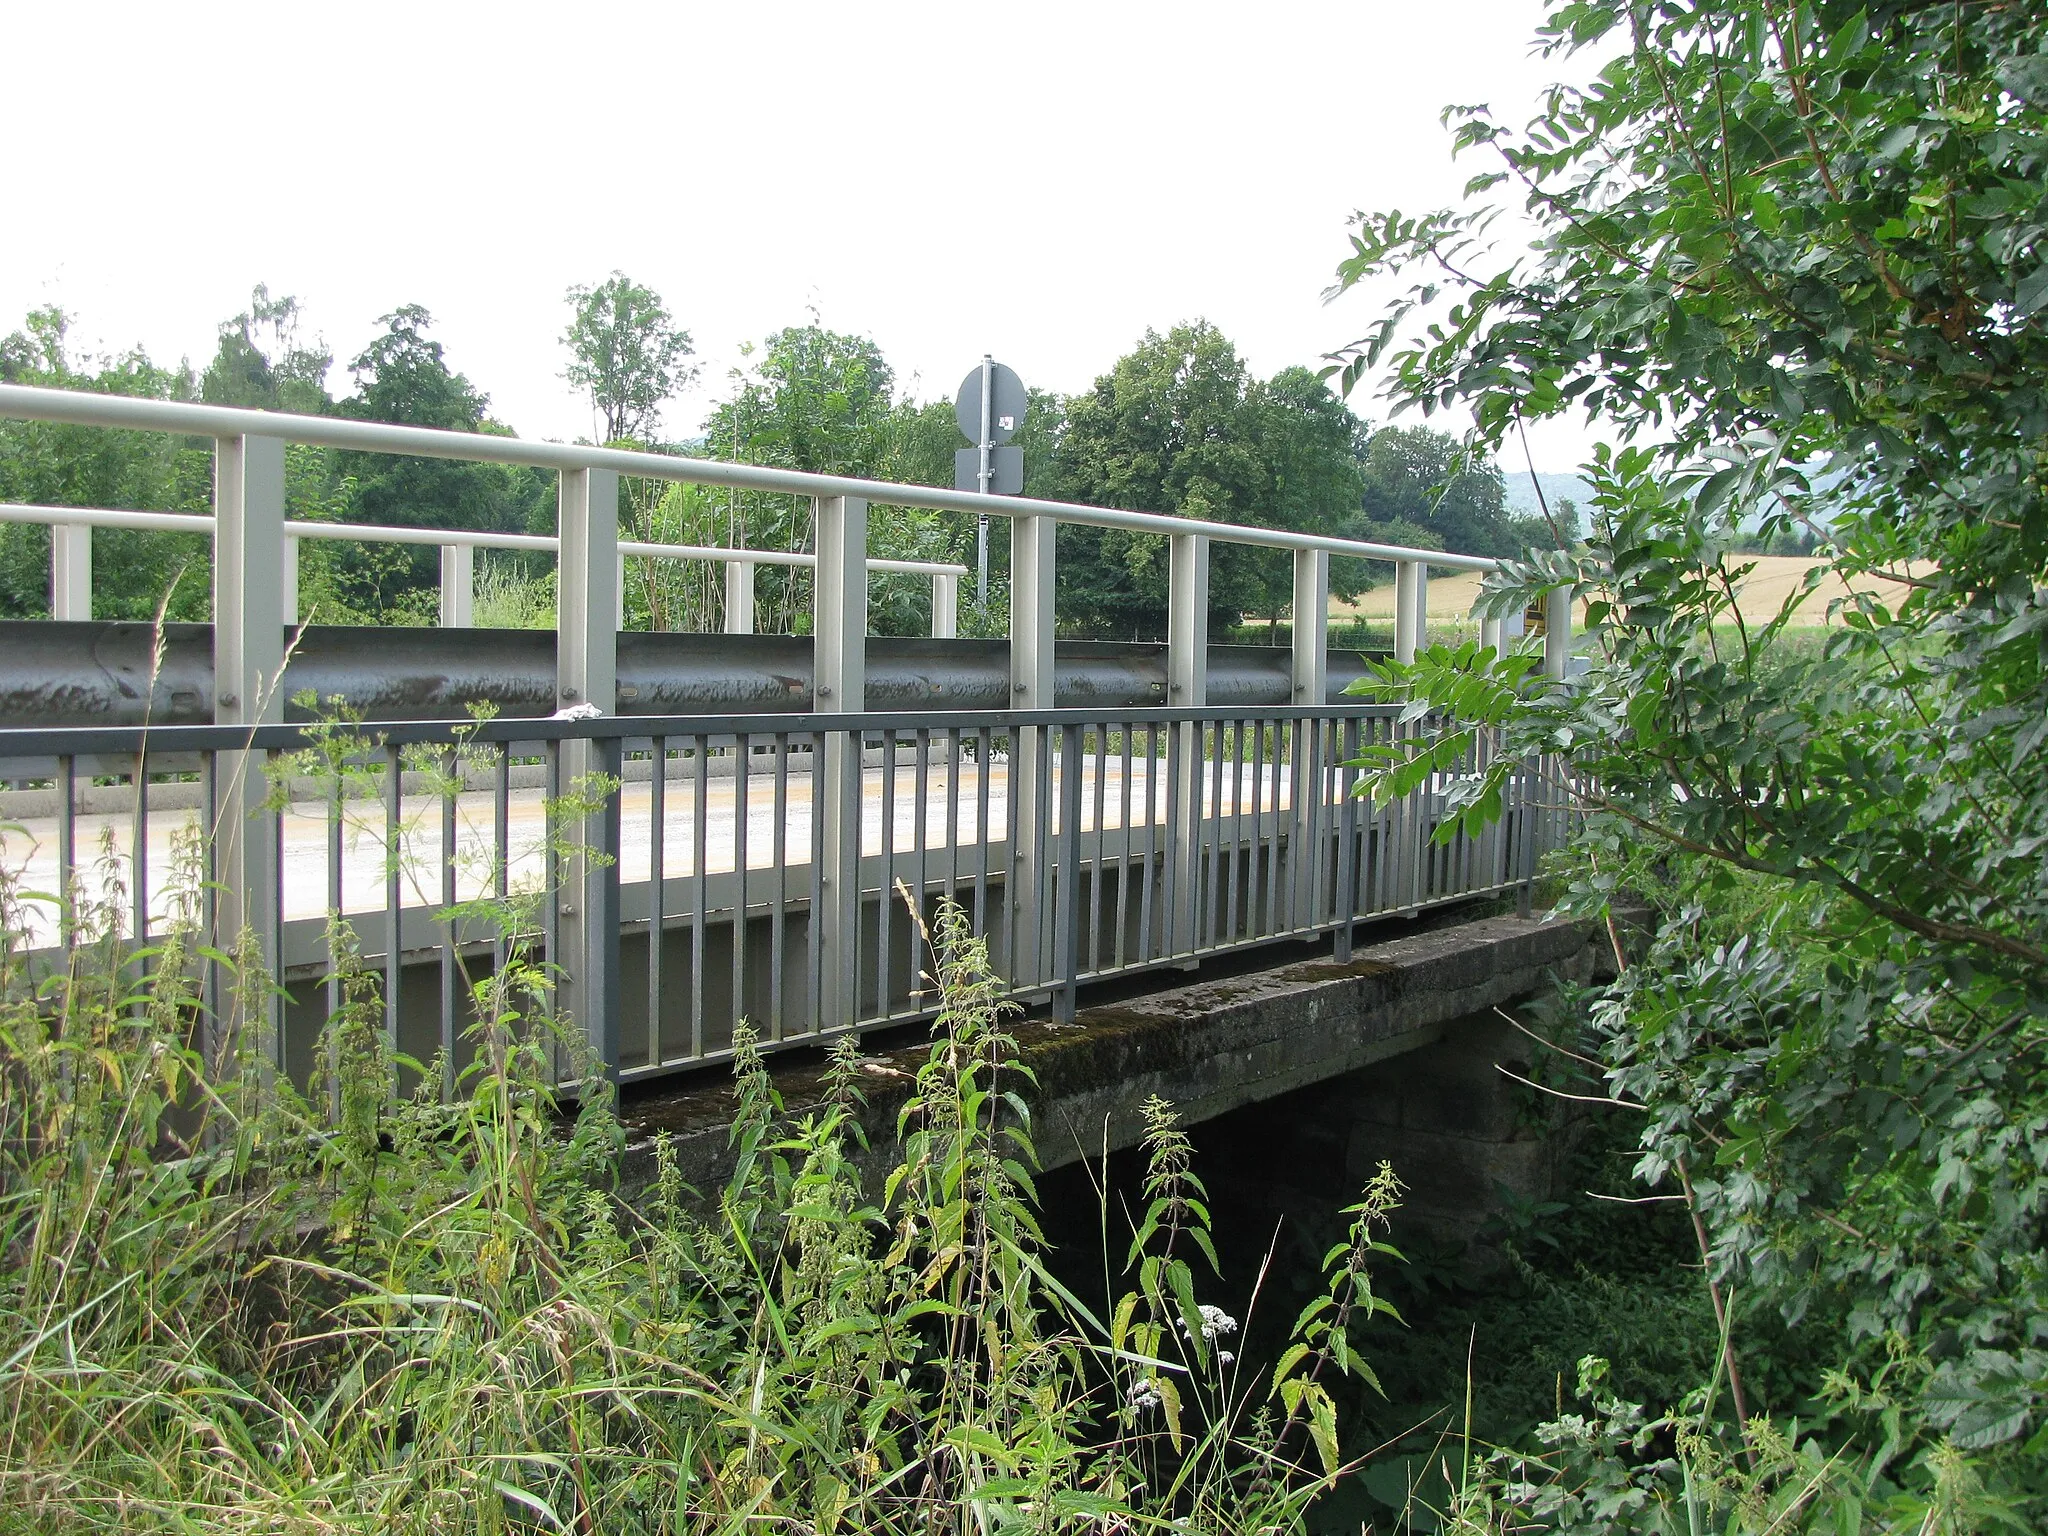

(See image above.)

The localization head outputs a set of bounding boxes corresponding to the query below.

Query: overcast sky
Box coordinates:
[7,0,1600,469]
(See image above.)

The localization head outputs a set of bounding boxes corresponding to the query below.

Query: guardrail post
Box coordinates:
[815,495,868,1032]
[617,552,629,631]
[1053,719,1085,1021]
[724,557,755,634]
[1543,585,1573,680]
[1167,532,1208,958]
[212,434,286,1064]
[1008,513,1055,986]
[441,543,473,627]
[556,467,621,1079]
[1394,558,1427,663]
[51,521,90,620]
[931,571,958,639]
[282,535,299,625]
[1479,612,1501,654]
[1290,549,1328,931]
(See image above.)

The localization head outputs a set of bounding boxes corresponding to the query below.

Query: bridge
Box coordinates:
[0,383,1576,1101]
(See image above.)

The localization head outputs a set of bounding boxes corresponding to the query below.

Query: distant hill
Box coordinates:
[1501,471,1591,518]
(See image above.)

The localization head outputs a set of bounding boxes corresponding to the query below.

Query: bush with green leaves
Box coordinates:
[1329,0,2048,1526]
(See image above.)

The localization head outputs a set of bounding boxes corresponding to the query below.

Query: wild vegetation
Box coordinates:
[1337,0,2048,1526]
[0,773,1413,1533]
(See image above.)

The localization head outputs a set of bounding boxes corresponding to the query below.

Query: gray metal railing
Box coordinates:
[0,382,1575,1090]
[0,704,1552,1090]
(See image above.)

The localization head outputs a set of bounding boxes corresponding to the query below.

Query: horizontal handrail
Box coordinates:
[0,501,966,577]
[0,383,1500,573]
[0,702,1409,758]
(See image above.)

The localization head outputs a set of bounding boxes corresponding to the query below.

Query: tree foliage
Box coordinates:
[561,270,697,447]
[1334,0,2048,1521]
[1048,322,1365,637]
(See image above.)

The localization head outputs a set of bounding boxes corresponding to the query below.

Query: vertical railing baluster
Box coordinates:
[1336,716,1361,956]
[649,736,667,1066]
[326,771,344,1119]
[913,726,930,1003]
[691,735,710,1058]
[56,754,76,949]
[807,730,826,1035]
[975,726,993,940]
[543,740,562,1079]
[1263,719,1283,938]
[130,749,149,955]
[1139,723,1159,963]
[439,748,458,1099]
[878,728,896,1019]
[1087,724,1106,975]
[383,743,403,1066]
[770,732,789,1042]
[943,726,961,915]
[1114,722,1133,971]
[733,732,750,1041]
[1053,720,1085,1020]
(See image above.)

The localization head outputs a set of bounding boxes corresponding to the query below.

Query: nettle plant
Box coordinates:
[1,692,1410,1532]
[1330,0,2048,1526]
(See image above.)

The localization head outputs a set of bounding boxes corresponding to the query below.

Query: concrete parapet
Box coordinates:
[619,909,1604,1206]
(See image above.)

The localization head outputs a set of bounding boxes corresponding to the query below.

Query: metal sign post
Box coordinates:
[954,357,1026,613]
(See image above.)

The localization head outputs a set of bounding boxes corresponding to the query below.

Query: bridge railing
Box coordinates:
[0,500,969,637]
[0,383,1575,1088]
[0,703,1553,1091]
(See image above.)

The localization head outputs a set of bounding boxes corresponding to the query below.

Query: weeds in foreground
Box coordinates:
[0,810,1406,1535]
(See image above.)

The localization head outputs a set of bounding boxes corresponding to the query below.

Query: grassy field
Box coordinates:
[1332,555,1923,629]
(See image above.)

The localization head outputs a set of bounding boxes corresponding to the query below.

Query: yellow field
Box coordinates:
[1331,556,1923,629]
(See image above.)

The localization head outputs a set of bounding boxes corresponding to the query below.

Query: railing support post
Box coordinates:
[1291,549,1328,932]
[1167,532,1208,958]
[282,535,299,626]
[51,521,90,620]
[1009,513,1055,986]
[440,543,473,628]
[556,468,621,1080]
[815,495,868,1033]
[1394,558,1427,663]
[212,433,286,1063]
[724,557,755,634]
[1544,586,1573,680]
[931,570,958,639]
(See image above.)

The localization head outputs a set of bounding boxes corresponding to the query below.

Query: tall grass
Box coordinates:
[0,790,1404,1531]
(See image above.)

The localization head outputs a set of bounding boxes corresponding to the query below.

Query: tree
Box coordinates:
[201,285,332,415]
[0,306,213,621]
[1051,323,1363,638]
[1354,425,1515,558]
[1333,0,2048,1515]
[324,306,550,617]
[562,272,696,447]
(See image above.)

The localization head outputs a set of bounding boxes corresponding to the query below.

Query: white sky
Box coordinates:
[6,0,1601,471]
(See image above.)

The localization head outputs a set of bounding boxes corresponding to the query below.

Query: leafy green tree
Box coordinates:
[700,325,967,635]
[561,271,696,446]
[1355,425,1514,557]
[1335,0,2048,1518]
[0,306,212,620]
[200,285,332,414]
[1051,323,1363,638]
[323,306,550,617]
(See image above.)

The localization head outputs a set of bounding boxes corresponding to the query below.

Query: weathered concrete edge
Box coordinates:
[616,912,1600,1199]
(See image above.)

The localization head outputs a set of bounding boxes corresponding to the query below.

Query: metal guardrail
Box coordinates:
[0,383,1575,1089]
[0,705,1552,1090]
